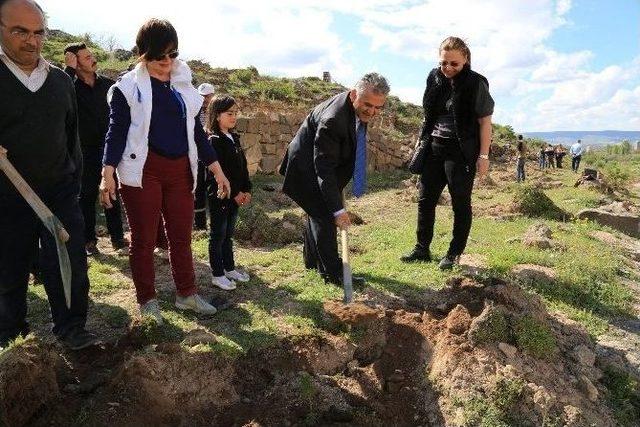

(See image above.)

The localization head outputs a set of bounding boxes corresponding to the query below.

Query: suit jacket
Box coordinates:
[279,91,357,218]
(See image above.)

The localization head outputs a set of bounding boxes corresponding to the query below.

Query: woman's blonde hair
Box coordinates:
[439,36,471,65]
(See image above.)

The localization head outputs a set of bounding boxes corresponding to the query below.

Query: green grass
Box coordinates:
[602,365,640,426]
[513,315,557,359]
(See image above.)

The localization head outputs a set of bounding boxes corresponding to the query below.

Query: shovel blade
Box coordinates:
[47,217,72,309]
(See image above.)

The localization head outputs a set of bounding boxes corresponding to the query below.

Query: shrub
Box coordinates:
[230,69,254,85]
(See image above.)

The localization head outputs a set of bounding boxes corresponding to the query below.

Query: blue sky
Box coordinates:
[41,0,639,132]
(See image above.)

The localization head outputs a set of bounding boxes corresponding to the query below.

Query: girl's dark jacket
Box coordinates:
[206,130,252,201]
[419,64,493,165]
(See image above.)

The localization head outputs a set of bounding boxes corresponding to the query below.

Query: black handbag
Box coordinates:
[408,138,428,174]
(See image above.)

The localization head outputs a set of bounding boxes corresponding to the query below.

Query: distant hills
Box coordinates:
[523,131,640,146]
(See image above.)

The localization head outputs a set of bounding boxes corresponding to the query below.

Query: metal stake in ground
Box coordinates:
[340,195,353,304]
[0,146,72,309]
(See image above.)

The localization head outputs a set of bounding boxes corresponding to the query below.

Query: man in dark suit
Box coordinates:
[279,73,389,286]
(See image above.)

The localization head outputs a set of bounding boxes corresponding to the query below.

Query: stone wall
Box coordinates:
[234,109,416,175]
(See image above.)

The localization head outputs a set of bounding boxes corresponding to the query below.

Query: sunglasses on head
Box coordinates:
[148,50,179,61]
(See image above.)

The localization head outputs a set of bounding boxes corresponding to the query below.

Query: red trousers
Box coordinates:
[120,152,197,304]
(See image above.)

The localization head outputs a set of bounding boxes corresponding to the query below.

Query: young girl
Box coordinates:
[204,95,252,290]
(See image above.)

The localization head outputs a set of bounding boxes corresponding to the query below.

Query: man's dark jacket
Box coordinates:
[279,91,357,218]
[64,67,113,148]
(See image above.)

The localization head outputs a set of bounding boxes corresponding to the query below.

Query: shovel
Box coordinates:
[340,194,353,304]
[0,147,72,309]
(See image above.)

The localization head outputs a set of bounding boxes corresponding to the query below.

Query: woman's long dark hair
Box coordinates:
[204,94,236,135]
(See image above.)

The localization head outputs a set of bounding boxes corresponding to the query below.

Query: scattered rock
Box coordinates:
[498,342,518,359]
[446,304,472,335]
[511,264,556,284]
[182,329,218,347]
[572,345,596,368]
[563,405,583,426]
[469,304,510,345]
[578,375,598,402]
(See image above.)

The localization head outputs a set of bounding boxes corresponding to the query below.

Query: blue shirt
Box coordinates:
[103,77,217,167]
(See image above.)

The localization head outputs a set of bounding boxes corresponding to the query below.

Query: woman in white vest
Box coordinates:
[100,19,230,323]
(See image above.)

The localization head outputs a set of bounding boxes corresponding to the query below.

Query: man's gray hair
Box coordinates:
[354,72,390,96]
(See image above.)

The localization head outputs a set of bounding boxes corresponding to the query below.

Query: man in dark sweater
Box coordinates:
[0,0,97,350]
[64,42,127,256]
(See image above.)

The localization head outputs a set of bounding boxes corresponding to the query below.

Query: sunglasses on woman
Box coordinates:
[439,61,461,68]
[148,50,179,61]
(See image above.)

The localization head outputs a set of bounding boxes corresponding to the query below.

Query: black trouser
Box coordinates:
[194,162,207,229]
[0,177,90,345]
[572,155,581,172]
[79,145,124,245]
[303,214,342,283]
[416,141,476,257]
[208,198,238,276]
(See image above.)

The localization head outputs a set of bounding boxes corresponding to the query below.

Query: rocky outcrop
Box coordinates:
[577,209,640,238]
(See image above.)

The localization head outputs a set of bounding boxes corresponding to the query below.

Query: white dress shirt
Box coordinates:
[0,45,49,92]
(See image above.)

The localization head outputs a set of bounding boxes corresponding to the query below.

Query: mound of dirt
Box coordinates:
[235,204,304,246]
[11,278,635,426]
[511,185,570,221]
[0,339,60,427]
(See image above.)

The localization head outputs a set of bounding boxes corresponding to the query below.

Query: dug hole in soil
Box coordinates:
[1,278,632,426]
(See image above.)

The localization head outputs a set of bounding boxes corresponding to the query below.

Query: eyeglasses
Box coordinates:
[439,61,461,68]
[148,50,179,61]
[0,21,48,42]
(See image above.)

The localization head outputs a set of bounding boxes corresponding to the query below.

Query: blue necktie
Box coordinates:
[353,122,367,198]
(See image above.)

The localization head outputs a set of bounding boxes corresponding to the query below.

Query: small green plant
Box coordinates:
[514,315,556,359]
[602,365,640,425]
[491,375,526,412]
[602,162,630,191]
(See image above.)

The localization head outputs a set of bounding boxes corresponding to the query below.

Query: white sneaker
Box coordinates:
[224,269,250,282]
[212,275,237,290]
[140,299,163,325]
[175,294,217,316]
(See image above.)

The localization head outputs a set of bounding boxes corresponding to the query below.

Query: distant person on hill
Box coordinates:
[63,42,128,256]
[100,18,231,324]
[0,0,98,350]
[515,135,526,182]
[544,144,555,168]
[570,139,583,172]
[193,82,216,231]
[554,144,566,168]
[279,73,390,287]
[203,95,252,291]
[538,146,546,169]
[400,36,494,270]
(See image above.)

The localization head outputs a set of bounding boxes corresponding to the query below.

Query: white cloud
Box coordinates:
[38,0,637,131]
